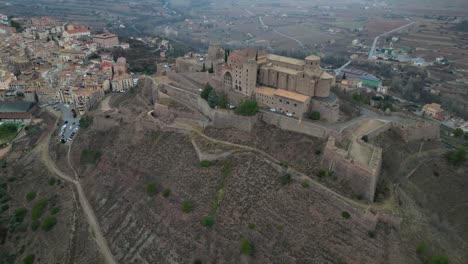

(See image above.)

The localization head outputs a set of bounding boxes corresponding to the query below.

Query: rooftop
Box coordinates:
[0,102,34,113]
[267,54,305,66]
[256,87,309,102]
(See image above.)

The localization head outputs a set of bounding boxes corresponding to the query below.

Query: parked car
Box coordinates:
[269,108,276,112]
[286,113,293,117]
[227,104,236,109]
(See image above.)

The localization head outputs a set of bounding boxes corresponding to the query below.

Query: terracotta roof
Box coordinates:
[0,112,32,119]
[256,87,310,102]
[66,28,90,35]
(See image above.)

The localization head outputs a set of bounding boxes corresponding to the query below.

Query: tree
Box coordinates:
[217,93,229,109]
[453,128,464,137]
[240,239,253,256]
[234,100,259,116]
[429,256,450,264]
[200,84,213,99]
[146,181,157,196]
[208,62,214,73]
[41,216,57,231]
[446,147,467,166]
[207,89,219,108]
[308,111,320,120]
[255,50,258,61]
[202,62,206,72]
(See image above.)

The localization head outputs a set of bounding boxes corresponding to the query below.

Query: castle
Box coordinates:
[176,45,340,122]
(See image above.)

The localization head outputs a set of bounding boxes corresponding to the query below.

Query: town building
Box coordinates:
[0,69,17,90]
[93,33,119,48]
[422,103,443,118]
[341,69,382,88]
[63,28,90,41]
[0,101,35,124]
[72,88,105,114]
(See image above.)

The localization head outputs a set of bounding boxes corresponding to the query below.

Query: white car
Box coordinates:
[65,104,70,108]
[269,108,276,112]
[227,104,236,109]
[198,88,203,92]
[286,113,293,117]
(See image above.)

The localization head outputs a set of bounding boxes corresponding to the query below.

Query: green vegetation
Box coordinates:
[182,200,193,213]
[0,123,18,144]
[26,192,36,202]
[446,147,467,166]
[31,220,40,231]
[193,259,203,264]
[162,188,171,198]
[146,181,157,197]
[416,242,427,255]
[31,199,47,221]
[301,182,310,188]
[200,160,212,167]
[367,230,376,238]
[48,177,56,186]
[308,111,320,120]
[51,207,60,215]
[208,62,214,73]
[207,89,219,108]
[80,149,102,165]
[22,254,35,264]
[248,223,256,229]
[12,208,27,224]
[240,238,253,256]
[200,83,213,100]
[201,216,214,227]
[429,256,450,264]
[453,128,464,138]
[279,174,292,186]
[79,115,93,129]
[318,169,333,178]
[234,100,259,116]
[41,216,57,231]
[341,211,351,219]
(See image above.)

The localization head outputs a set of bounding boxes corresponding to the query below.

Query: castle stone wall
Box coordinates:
[260,112,328,138]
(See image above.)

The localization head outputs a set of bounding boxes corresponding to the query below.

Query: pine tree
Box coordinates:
[209,62,214,73]
[255,50,258,61]
[202,62,206,72]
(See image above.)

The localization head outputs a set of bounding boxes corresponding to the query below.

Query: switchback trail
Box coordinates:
[38,114,117,264]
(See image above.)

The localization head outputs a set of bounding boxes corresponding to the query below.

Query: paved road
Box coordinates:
[258,16,305,50]
[56,103,80,143]
[368,21,416,59]
[334,60,351,75]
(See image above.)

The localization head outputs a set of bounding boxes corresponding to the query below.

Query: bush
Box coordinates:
[279,174,292,186]
[416,242,426,255]
[200,160,212,167]
[207,89,219,108]
[51,207,60,215]
[248,223,255,229]
[31,220,40,231]
[201,216,214,227]
[200,84,213,100]
[0,123,18,143]
[193,259,202,264]
[48,178,56,186]
[182,200,193,213]
[31,199,47,221]
[308,111,320,120]
[341,211,351,219]
[446,147,467,166]
[79,115,93,129]
[453,128,464,137]
[240,238,253,256]
[41,216,57,231]
[80,149,102,165]
[22,254,35,264]
[162,188,171,198]
[301,182,310,188]
[26,192,36,202]
[12,208,27,223]
[146,181,157,197]
[367,230,376,238]
[429,256,449,264]
[235,100,259,116]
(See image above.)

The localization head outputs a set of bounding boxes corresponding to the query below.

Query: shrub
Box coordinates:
[182,200,193,213]
[429,256,449,264]
[453,128,464,137]
[341,211,351,219]
[41,216,57,231]
[31,220,40,231]
[80,149,102,165]
[51,207,60,215]
[31,199,47,221]
[279,174,292,186]
[240,238,253,256]
[162,188,171,198]
[217,93,229,109]
[12,208,27,223]
[193,259,202,264]
[235,100,259,116]
[308,111,320,120]
[207,89,219,108]
[146,181,157,197]
[22,254,35,264]
[248,223,255,229]
[1,204,9,213]
[367,230,376,238]
[79,115,93,129]
[48,177,56,186]
[26,192,36,202]
[416,242,426,255]
[301,182,310,188]
[200,160,212,167]
[446,147,467,166]
[200,84,213,100]
[201,216,214,227]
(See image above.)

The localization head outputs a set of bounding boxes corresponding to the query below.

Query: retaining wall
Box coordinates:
[260,112,328,139]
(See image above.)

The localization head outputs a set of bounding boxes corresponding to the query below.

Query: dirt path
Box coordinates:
[38,114,117,264]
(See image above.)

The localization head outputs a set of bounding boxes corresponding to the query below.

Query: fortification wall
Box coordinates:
[92,113,122,131]
[365,122,393,140]
[322,137,381,201]
[261,112,328,138]
[391,121,440,142]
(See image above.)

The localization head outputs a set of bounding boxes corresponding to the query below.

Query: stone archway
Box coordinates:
[223,71,233,90]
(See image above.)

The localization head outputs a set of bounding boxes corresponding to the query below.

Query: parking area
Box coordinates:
[53,103,80,143]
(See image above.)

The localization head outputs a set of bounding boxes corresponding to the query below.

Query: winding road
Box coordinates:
[368,21,416,59]
[39,114,117,264]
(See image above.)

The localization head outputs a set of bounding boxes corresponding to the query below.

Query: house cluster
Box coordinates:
[336,68,385,93]
[0,15,138,120]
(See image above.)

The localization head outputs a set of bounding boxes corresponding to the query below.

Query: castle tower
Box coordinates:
[304,55,320,70]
